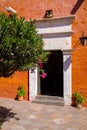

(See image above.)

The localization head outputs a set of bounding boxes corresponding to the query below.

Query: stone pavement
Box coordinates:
[0,98,87,130]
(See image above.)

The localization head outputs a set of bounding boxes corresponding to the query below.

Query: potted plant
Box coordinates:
[73,92,85,108]
[17,84,26,101]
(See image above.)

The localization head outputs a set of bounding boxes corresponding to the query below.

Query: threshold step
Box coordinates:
[36,95,64,101]
[32,95,64,106]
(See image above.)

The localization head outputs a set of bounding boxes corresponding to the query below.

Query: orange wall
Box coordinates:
[0,0,87,104]
[0,0,85,19]
[72,0,87,106]
[0,71,29,100]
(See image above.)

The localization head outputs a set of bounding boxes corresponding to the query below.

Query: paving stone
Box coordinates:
[28,114,37,119]
[53,118,66,124]
[66,128,79,130]
[0,98,87,130]
[31,128,40,130]
[11,125,25,130]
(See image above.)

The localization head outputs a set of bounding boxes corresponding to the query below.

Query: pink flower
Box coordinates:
[40,72,47,78]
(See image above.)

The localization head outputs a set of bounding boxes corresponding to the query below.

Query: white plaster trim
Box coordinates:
[36,15,75,23]
[63,49,73,55]
[63,50,72,105]
[29,68,38,101]
[40,32,73,38]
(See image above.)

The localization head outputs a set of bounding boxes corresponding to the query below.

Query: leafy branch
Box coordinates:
[0,13,49,77]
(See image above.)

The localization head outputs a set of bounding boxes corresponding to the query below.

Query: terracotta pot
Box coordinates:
[76,103,82,109]
[18,96,24,101]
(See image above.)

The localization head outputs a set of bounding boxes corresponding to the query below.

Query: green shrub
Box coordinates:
[17,84,26,97]
[73,92,85,104]
[0,13,49,77]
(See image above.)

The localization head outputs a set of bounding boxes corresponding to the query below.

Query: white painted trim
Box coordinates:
[29,68,38,101]
[36,15,75,23]
[63,50,72,105]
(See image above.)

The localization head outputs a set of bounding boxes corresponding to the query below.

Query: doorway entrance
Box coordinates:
[40,50,63,97]
[29,16,74,105]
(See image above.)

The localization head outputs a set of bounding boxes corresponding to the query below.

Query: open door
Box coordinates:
[40,50,63,97]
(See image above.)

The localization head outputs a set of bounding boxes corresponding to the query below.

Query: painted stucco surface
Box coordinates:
[0,0,87,105]
[72,0,87,106]
[0,71,28,99]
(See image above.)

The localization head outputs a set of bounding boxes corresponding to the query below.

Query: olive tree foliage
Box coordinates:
[0,13,49,77]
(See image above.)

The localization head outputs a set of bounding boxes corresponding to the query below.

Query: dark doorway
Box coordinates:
[40,50,63,97]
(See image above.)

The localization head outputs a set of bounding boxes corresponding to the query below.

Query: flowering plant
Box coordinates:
[39,60,47,78]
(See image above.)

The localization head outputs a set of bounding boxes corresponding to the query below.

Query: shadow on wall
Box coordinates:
[64,56,71,72]
[0,106,19,128]
[71,0,84,14]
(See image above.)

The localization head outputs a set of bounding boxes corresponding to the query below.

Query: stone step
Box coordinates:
[32,95,64,106]
[36,95,64,101]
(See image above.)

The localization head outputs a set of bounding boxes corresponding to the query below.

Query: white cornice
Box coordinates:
[62,49,73,55]
[36,15,75,51]
[36,15,75,23]
[39,31,74,38]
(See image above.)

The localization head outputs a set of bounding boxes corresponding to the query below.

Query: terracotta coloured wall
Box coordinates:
[0,0,87,104]
[0,0,85,19]
[0,71,29,100]
[72,0,87,106]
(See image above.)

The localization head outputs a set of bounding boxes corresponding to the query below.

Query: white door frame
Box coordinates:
[29,16,75,105]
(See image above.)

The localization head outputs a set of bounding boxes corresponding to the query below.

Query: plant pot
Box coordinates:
[18,96,24,101]
[76,103,82,109]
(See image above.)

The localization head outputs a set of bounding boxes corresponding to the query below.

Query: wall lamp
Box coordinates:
[80,33,87,46]
[45,10,53,18]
